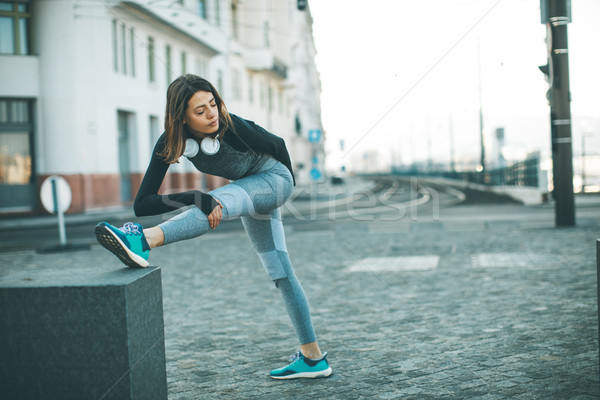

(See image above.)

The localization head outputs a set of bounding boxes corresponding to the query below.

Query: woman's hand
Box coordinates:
[208,199,223,229]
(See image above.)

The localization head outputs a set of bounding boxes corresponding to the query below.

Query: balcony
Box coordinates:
[243,48,287,80]
[121,1,226,55]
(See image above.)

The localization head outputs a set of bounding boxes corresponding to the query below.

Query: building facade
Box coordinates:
[0,0,324,214]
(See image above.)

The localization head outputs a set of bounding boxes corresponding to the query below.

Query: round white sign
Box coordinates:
[40,175,72,214]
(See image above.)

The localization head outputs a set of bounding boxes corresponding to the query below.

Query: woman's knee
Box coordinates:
[210,184,255,219]
[228,173,291,214]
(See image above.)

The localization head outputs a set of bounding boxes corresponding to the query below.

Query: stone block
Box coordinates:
[0,266,167,400]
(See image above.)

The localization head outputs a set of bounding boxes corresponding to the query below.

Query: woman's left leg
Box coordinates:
[241,208,317,347]
[242,209,332,379]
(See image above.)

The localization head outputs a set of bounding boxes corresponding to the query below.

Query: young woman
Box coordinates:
[95,74,332,379]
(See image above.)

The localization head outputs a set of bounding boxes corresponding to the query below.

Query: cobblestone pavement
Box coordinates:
[1,198,599,399]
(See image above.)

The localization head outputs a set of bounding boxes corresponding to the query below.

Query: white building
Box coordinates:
[0,0,324,214]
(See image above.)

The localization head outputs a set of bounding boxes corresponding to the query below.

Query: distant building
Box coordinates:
[489,127,507,170]
[0,0,324,214]
[351,150,383,174]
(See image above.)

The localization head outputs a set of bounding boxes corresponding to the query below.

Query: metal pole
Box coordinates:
[51,178,67,246]
[581,134,586,193]
[477,36,486,181]
[543,0,575,226]
[449,115,455,174]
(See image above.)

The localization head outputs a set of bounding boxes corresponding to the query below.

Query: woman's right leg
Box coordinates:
[157,179,265,245]
[156,205,212,245]
[157,160,292,245]
[97,167,287,266]
[144,226,165,248]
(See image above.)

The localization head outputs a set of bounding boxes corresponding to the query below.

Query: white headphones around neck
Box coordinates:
[200,134,220,155]
[182,135,220,158]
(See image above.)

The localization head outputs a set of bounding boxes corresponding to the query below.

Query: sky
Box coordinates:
[309,0,600,173]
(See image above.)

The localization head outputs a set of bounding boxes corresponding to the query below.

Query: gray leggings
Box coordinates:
[158,159,317,345]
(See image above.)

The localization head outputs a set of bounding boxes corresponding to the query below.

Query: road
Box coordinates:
[0,176,515,252]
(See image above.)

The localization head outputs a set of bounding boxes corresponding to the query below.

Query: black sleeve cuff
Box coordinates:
[199,193,220,215]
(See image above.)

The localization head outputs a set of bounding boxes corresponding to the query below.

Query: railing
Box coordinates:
[485,156,540,187]
[393,155,542,188]
[272,57,288,79]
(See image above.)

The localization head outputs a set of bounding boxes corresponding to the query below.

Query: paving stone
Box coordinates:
[1,201,599,399]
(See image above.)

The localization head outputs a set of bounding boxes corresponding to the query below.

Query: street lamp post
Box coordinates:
[477,36,486,182]
[540,0,575,226]
[581,132,591,193]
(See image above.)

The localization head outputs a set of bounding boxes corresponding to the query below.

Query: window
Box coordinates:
[0,99,34,190]
[165,45,172,84]
[112,19,118,72]
[295,114,302,136]
[129,27,135,77]
[112,21,136,76]
[0,1,32,55]
[0,101,7,122]
[121,23,127,74]
[10,99,28,123]
[148,36,155,82]
[232,69,241,101]
[195,58,207,77]
[0,132,31,184]
[0,99,30,126]
[278,90,283,114]
[216,70,223,96]
[213,0,220,25]
[117,111,136,201]
[181,51,186,75]
[149,115,160,152]
[259,85,265,108]
[197,0,206,19]
[248,74,254,104]
[268,86,273,112]
[263,21,270,48]
[231,1,238,40]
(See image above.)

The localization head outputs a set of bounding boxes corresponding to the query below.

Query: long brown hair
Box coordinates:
[159,74,232,163]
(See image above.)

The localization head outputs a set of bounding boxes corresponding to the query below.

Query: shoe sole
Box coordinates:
[270,367,333,380]
[95,223,149,268]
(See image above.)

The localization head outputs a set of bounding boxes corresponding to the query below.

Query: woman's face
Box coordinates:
[183,90,220,137]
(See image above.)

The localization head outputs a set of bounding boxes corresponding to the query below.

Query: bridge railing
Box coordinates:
[394,155,542,188]
[484,156,540,187]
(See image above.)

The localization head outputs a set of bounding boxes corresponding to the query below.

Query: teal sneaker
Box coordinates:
[95,222,150,268]
[270,351,332,379]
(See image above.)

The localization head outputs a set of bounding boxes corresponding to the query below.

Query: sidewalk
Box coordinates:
[0,176,375,230]
[1,196,599,398]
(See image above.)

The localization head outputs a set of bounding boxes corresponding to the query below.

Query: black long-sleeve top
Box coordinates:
[133,114,295,217]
